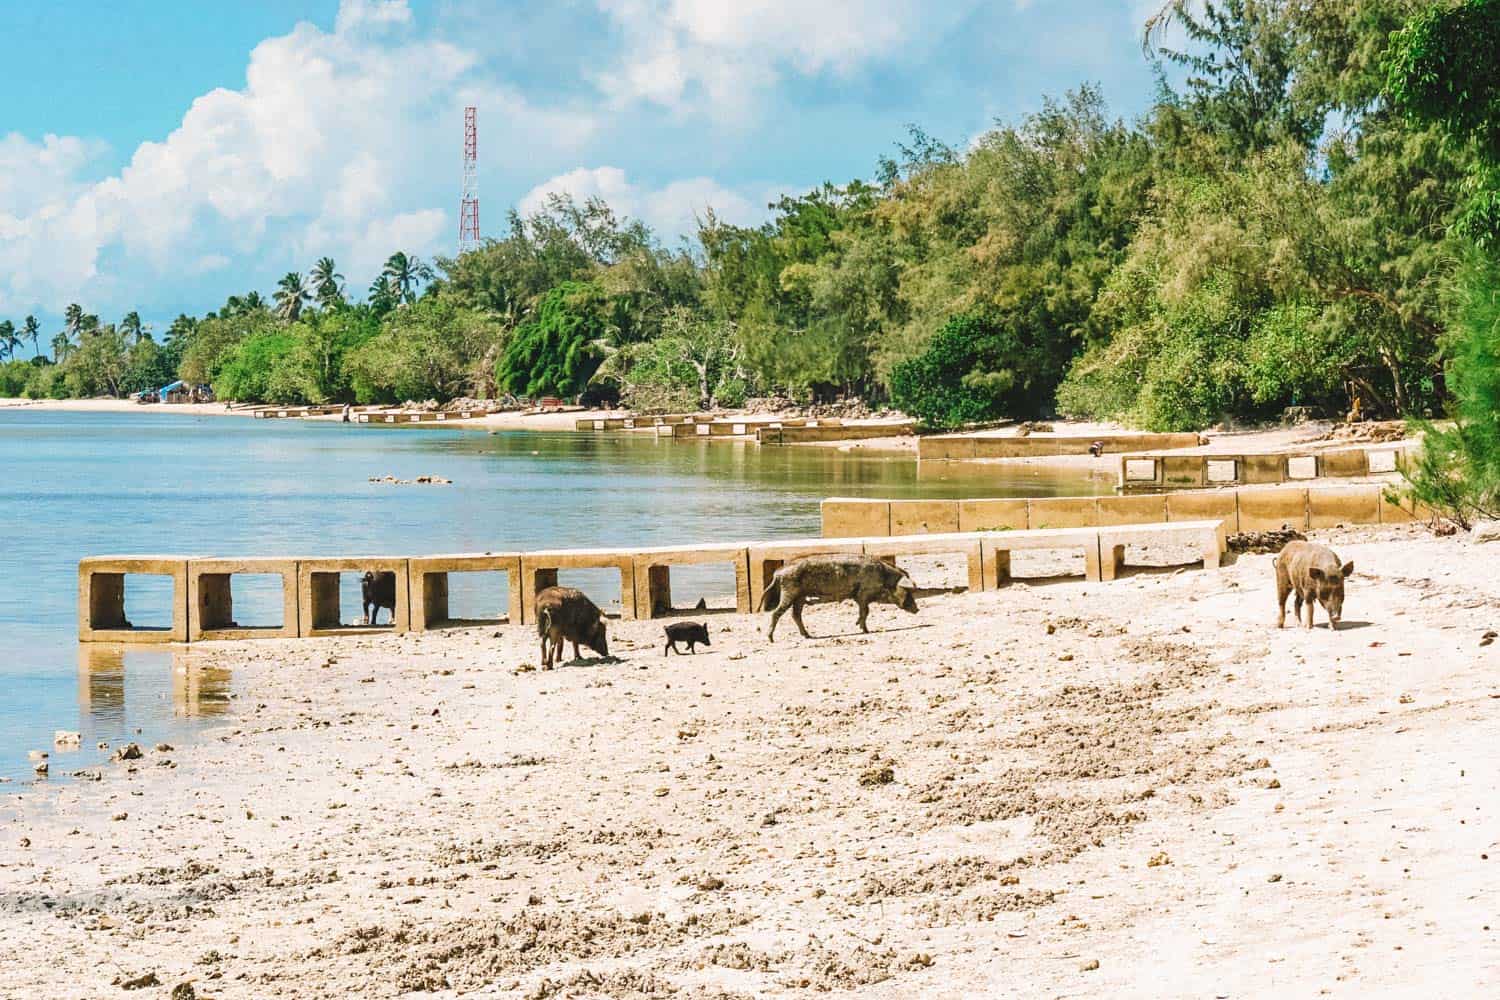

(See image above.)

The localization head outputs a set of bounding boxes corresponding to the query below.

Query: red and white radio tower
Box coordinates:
[458,106,480,253]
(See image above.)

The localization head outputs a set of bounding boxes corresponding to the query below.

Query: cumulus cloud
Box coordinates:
[519,166,777,243]
[0,0,595,315]
[594,0,977,112]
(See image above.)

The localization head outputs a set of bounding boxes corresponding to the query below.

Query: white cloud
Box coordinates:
[595,0,977,112]
[520,166,777,243]
[0,0,596,315]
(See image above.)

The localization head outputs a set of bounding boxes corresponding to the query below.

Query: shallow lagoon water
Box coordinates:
[0,410,1105,784]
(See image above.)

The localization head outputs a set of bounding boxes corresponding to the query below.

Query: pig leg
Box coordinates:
[1275,569,1291,628]
[572,640,581,661]
[855,597,870,633]
[1301,588,1315,629]
[540,632,551,669]
[767,593,793,641]
[664,639,674,655]
[790,597,811,639]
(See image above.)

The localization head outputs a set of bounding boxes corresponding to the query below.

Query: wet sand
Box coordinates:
[1,524,1495,997]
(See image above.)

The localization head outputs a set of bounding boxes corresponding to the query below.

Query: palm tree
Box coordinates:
[242,290,265,312]
[22,316,40,357]
[273,272,311,322]
[367,274,398,316]
[64,303,83,337]
[51,332,72,362]
[381,251,435,306]
[120,311,146,344]
[0,321,14,361]
[310,257,345,309]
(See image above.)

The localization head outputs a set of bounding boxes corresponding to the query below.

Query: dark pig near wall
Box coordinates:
[361,571,397,625]
[535,586,609,669]
[757,553,919,641]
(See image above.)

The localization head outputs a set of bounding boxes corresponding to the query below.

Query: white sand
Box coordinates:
[1,524,1495,997]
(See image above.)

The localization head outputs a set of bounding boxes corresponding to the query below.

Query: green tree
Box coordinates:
[347,297,506,403]
[890,313,1061,429]
[496,281,608,399]
[381,251,435,305]
[0,321,16,361]
[273,271,311,322]
[310,257,345,309]
[22,315,40,357]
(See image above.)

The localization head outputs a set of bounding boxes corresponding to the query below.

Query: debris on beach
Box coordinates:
[53,730,80,746]
[368,474,453,486]
[1228,527,1306,554]
[112,743,143,762]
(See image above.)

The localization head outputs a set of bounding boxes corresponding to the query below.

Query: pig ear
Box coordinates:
[1308,567,1324,581]
[896,575,915,591]
[1341,561,1354,578]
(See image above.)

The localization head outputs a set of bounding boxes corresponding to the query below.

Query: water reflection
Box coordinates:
[77,644,231,721]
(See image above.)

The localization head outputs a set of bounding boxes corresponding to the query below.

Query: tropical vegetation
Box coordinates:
[0,1,1492,438]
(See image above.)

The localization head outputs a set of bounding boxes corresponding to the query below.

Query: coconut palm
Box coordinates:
[51,331,72,362]
[64,303,83,337]
[381,251,435,306]
[22,316,40,357]
[367,274,399,316]
[120,311,146,344]
[273,273,311,322]
[310,257,345,309]
[0,321,14,361]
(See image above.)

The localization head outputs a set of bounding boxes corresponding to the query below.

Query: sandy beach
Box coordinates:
[2,524,1495,997]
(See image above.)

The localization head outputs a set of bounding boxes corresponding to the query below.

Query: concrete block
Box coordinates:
[631,542,753,617]
[981,527,1101,586]
[1367,449,1399,474]
[1318,449,1368,478]
[1026,497,1099,529]
[1307,485,1382,528]
[1240,454,1287,485]
[1165,490,1239,531]
[1238,487,1308,531]
[747,540,864,607]
[408,554,523,630]
[862,533,985,592]
[821,498,890,538]
[188,557,299,641]
[78,556,191,643]
[1160,455,1206,488]
[520,549,638,622]
[297,557,411,637]
[1096,494,1167,526]
[958,498,1029,533]
[1098,519,1227,581]
[890,500,960,535]
[917,436,977,461]
[1379,488,1429,524]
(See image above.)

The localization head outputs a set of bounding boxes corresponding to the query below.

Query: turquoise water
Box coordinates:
[0,410,1105,785]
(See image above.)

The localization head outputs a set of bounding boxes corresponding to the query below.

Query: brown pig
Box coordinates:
[535,586,609,668]
[1274,541,1354,630]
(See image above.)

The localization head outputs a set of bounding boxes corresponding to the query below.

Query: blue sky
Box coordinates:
[0,0,1162,342]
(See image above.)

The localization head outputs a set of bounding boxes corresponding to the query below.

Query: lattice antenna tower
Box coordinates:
[458,106,480,253]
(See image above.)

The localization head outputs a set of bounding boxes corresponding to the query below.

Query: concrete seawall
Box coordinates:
[920,432,1202,461]
[822,483,1426,538]
[1119,445,1413,490]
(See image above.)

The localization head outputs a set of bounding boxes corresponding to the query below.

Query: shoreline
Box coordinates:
[2,524,1494,996]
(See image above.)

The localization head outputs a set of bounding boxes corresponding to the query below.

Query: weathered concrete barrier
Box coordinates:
[668,417,838,439]
[78,556,191,643]
[1118,445,1411,490]
[576,413,711,431]
[920,432,1202,461]
[631,542,753,618]
[1099,519,1225,581]
[862,533,984,593]
[408,553,523,630]
[520,548,639,621]
[297,557,411,637]
[823,484,1429,538]
[188,557,300,640]
[746,539,865,608]
[758,422,914,445]
[984,526,1104,586]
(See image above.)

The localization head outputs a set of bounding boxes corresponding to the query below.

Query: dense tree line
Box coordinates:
[0,1,1486,432]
